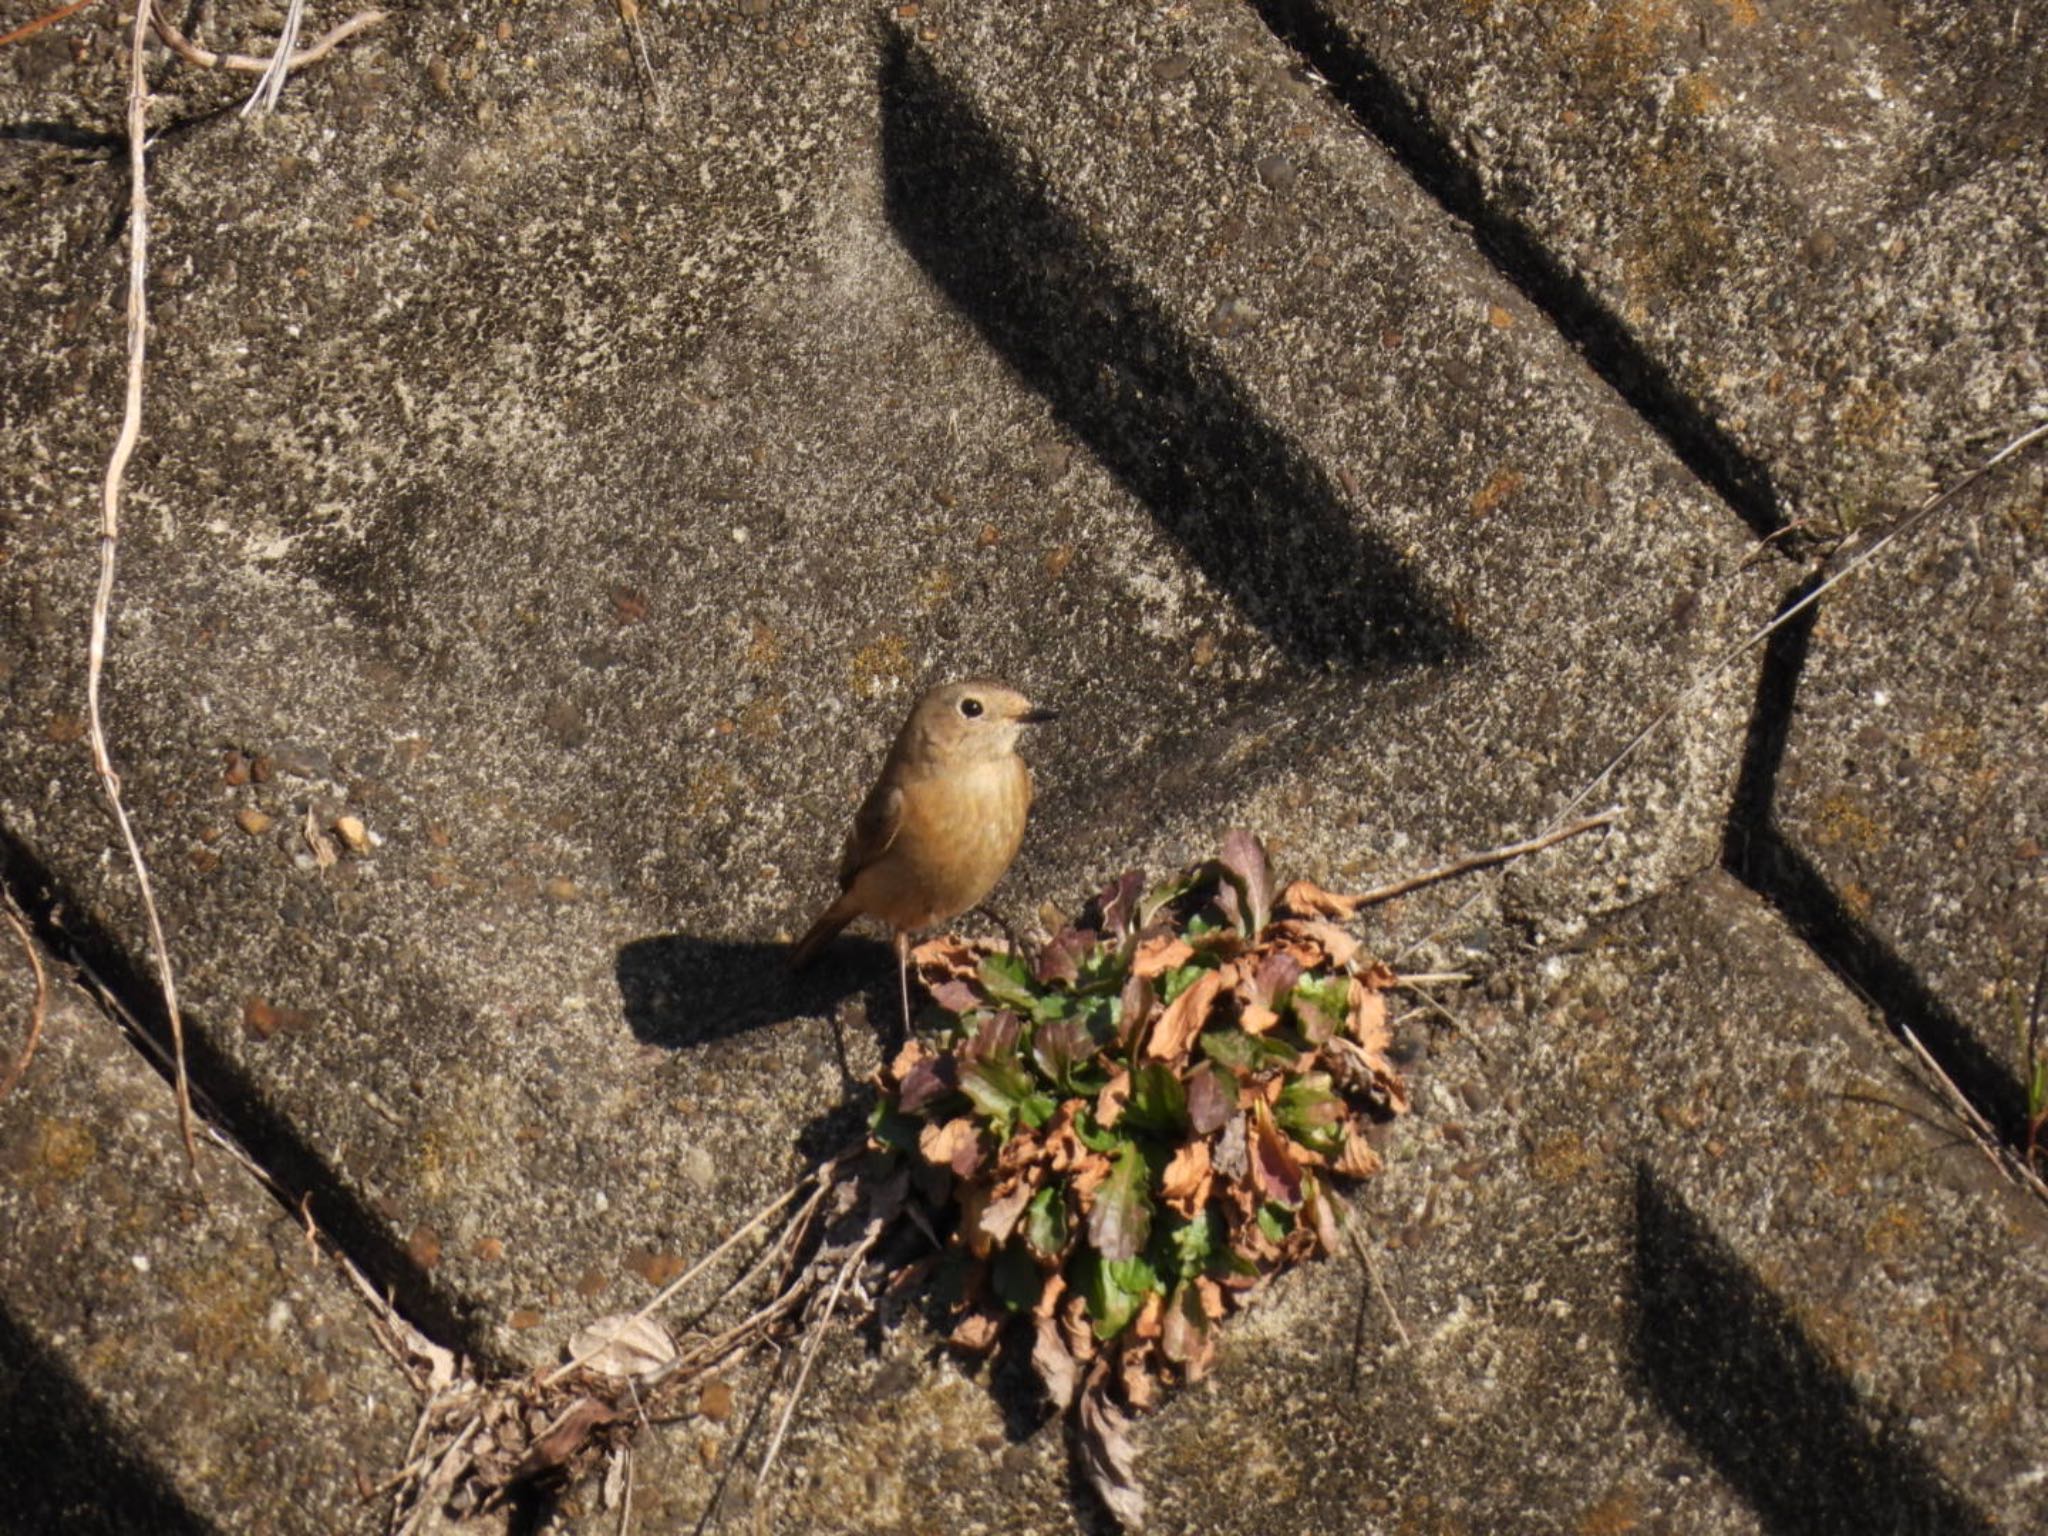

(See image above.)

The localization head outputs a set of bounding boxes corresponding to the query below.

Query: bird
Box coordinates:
[790,678,1056,1029]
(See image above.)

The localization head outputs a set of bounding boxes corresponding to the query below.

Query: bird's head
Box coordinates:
[901,678,1057,767]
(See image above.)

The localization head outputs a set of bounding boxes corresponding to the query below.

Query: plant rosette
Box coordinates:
[865,831,1410,1519]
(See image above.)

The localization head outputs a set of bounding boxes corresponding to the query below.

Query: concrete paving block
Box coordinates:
[1261,0,2048,530]
[1768,456,2048,1146]
[0,935,414,1535]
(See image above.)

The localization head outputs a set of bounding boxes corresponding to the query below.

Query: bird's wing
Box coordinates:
[837,779,904,888]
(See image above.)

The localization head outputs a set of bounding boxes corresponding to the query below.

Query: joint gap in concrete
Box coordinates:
[1244,0,1788,544]
[0,824,501,1373]
[1718,577,2029,1149]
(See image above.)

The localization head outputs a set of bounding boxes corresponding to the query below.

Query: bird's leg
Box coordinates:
[896,928,913,1040]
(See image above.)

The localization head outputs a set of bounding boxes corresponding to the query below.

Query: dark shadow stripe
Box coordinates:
[1721,579,2027,1144]
[1247,0,1786,542]
[878,28,1471,674]
[1632,1164,1995,1535]
[0,823,499,1369]
[0,1304,217,1536]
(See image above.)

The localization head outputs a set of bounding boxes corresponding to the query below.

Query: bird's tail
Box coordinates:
[788,899,855,970]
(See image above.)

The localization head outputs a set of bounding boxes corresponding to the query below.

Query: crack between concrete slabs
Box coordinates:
[0,824,497,1374]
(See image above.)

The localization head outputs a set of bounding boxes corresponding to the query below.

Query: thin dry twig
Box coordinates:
[753,1217,885,1502]
[240,0,305,114]
[1897,1022,2048,1202]
[1340,1209,1410,1351]
[1344,810,1620,910]
[148,1,385,77]
[544,1168,824,1387]
[91,0,201,1173]
[0,0,96,50]
[0,901,50,1101]
[1553,417,2048,827]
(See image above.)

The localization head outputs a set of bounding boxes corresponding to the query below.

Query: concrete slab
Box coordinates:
[0,931,414,1535]
[1768,457,2048,1145]
[1260,0,2048,532]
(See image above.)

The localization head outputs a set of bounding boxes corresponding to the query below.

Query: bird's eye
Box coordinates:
[959,697,984,718]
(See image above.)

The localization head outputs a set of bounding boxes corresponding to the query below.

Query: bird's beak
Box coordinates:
[1017,703,1059,724]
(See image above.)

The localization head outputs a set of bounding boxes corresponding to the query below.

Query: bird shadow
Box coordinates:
[616,932,905,1060]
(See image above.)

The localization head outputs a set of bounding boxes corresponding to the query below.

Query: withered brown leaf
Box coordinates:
[1131,934,1194,979]
[1276,878,1365,920]
[1142,964,1234,1065]
[1033,1314,1080,1411]
[1334,1122,1384,1178]
[919,1115,984,1177]
[1077,1361,1146,1530]
[1157,1140,1213,1218]
[1249,1101,1304,1207]
[949,1309,1002,1354]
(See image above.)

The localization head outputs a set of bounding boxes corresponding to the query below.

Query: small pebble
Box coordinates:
[236,808,274,836]
[1255,153,1297,195]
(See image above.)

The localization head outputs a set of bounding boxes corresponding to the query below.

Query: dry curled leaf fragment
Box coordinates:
[1276,878,1365,920]
[1130,934,1193,979]
[566,1314,678,1380]
[1157,1140,1212,1217]
[1142,964,1232,1065]
[918,1115,984,1176]
[1334,1122,1384,1178]
[949,1308,1002,1353]
[1033,1314,1080,1410]
[1077,1361,1146,1530]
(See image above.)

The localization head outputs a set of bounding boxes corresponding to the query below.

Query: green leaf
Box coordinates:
[1087,1142,1154,1261]
[1256,1203,1292,1244]
[1123,1062,1187,1133]
[1091,870,1146,940]
[1159,963,1211,1005]
[869,1100,921,1152]
[1199,1028,1296,1075]
[979,951,1040,1013]
[961,1052,1050,1137]
[1275,1072,1347,1157]
[1183,1063,1234,1135]
[993,1243,1043,1312]
[1218,829,1274,935]
[1074,1109,1123,1153]
[1140,874,1195,930]
[1016,1089,1058,1130]
[1289,973,1351,1044]
[1032,1016,1091,1091]
[1164,1211,1217,1280]
[1025,1184,1070,1262]
[1079,1252,1145,1339]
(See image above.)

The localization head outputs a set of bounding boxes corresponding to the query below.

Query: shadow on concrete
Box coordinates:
[878,29,1471,674]
[1631,1165,1993,1535]
[0,824,494,1368]
[1720,578,2027,1144]
[1248,0,1787,543]
[616,933,899,1053]
[0,1305,215,1536]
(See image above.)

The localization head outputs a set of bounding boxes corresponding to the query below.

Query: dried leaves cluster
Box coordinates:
[868,832,1409,1524]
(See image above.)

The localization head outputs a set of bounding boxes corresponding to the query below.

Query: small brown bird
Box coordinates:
[790,679,1055,1022]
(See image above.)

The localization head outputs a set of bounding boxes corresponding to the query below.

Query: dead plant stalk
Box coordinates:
[0,901,49,1100]
[92,0,200,1171]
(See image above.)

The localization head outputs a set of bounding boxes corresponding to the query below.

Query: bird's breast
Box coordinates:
[866,756,1031,930]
